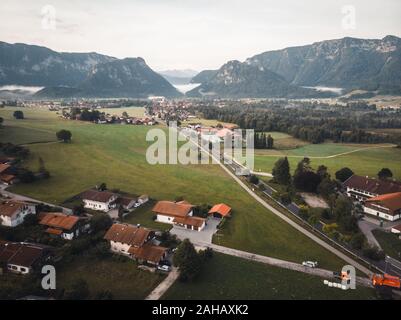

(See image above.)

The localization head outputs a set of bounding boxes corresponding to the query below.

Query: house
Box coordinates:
[152,200,206,231]
[39,212,90,240]
[391,224,401,234]
[363,192,401,221]
[104,223,167,265]
[0,242,51,275]
[208,203,232,219]
[0,163,17,185]
[0,200,37,227]
[116,196,137,211]
[343,175,401,201]
[81,190,118,212]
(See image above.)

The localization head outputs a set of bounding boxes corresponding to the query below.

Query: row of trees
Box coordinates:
[254,133,274,149]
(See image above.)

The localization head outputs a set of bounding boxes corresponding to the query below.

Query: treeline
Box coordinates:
[198,102,401,144]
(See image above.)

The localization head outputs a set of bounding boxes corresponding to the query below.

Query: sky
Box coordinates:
[0,0,400,71]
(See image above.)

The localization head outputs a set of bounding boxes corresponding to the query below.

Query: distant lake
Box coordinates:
[303,86,344,95]
[174,83,201,94]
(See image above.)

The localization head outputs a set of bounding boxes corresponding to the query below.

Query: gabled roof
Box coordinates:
[0,200,26,217]
[343,175,401,195]
[81,190,116,203]
[39,213,80,231]
[366,192,401,212]
[173,216,206,228]
[116,197,137,207]
[152,200,193,217]
[0,164,11,174]
[128,243,167,264]
[208,203,232,217]
[0,242,48,268]
[104,224,153,247]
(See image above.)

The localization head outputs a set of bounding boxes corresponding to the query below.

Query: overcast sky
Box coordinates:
[0,0,400,71]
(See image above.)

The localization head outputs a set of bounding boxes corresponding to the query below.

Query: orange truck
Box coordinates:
[371,274,401,289]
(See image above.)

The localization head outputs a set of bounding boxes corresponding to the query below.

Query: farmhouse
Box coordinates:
[363,192,401,221]
[0,242,51,275]
[0,200,36,227]
[0,163,17,185]
[152,200,206,231]
[104,223,167,265]
[116,196,137,211]
[208,203,232,219]
[39,212,90,240]
[81,190,118,212]
[343,175,401,201]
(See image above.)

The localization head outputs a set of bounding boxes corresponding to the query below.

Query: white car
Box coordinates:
[302,261,318,268]
[157,265,171,272]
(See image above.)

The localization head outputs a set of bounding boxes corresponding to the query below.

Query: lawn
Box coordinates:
[123,200,172,231]
[0,125,56,145]
[0,107,360,271]
[99,106,145,118]
[163,253,377,300]
[253,144,401,180]
[372,230,401,261]
[56,254,165,299]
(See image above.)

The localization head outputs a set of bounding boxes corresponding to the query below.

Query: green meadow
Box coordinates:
[0,107,365,271]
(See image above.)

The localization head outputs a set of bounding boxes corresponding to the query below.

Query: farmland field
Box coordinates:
[0,107,366,271]
[99,106,146,118]
[253,142,401,180]
[163,253,377,300]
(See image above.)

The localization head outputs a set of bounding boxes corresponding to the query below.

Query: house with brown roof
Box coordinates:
[208,203,232,219]
[0,242,52,275]
[39,212,90,240]
[364,192,401,221]
[104,223,167,265]
[0,200,36,227]
[152,200,206,231]
[0,163,17,185]
[343,175,401,201]
[81,190,118,212]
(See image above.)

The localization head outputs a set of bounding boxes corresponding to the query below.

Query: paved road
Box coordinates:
[145,267,180,300]
[194,242,372,288]
[0,185,72,214]
[180,129,373,276]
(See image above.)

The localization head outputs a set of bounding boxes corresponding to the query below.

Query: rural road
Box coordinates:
[180,129,373,276]
[0,186,72,214]
[145,267,180,300]
[358,219,382,249]
[194,242,373,288]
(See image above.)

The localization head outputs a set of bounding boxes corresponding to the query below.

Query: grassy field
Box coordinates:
[0,107,362,272]
[56,254,165,299]
[163,253,377,300]
[99,106,145,118]
[253,143,401,180]
[372,230,401,261]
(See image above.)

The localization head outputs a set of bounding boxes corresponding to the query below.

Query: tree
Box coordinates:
[293,158,322,192]
[350,233,365,250]
[0,117,3,126]
[56,129,72,143]
[248,174,259,185]
[90,213,112,233]
[122,111,129,118]
[272,157,291,185]
[173,239,202,282]
[266,134,274,149]
[335,167,354,182]
[13,110,24,119]
[317,177,336,199]
[38,157,50,178]
[98,183,107,191]
[378,168,393,180]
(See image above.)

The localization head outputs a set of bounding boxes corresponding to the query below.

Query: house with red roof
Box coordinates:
[363,192,401,221]
[152,200,206,231]
[39,212,90,240]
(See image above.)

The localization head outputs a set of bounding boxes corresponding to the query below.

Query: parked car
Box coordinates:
[160,260,171,266]
[157,265,171,272]
[302,261,318,268]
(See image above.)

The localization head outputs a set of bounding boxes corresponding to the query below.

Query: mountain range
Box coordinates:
[0,41,181,99]
[1,36,400,99]
[188,35,401,97]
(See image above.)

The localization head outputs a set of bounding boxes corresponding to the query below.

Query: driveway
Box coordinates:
[170,217,220,244]
[145,267,180,300]
[358,219,381,249]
